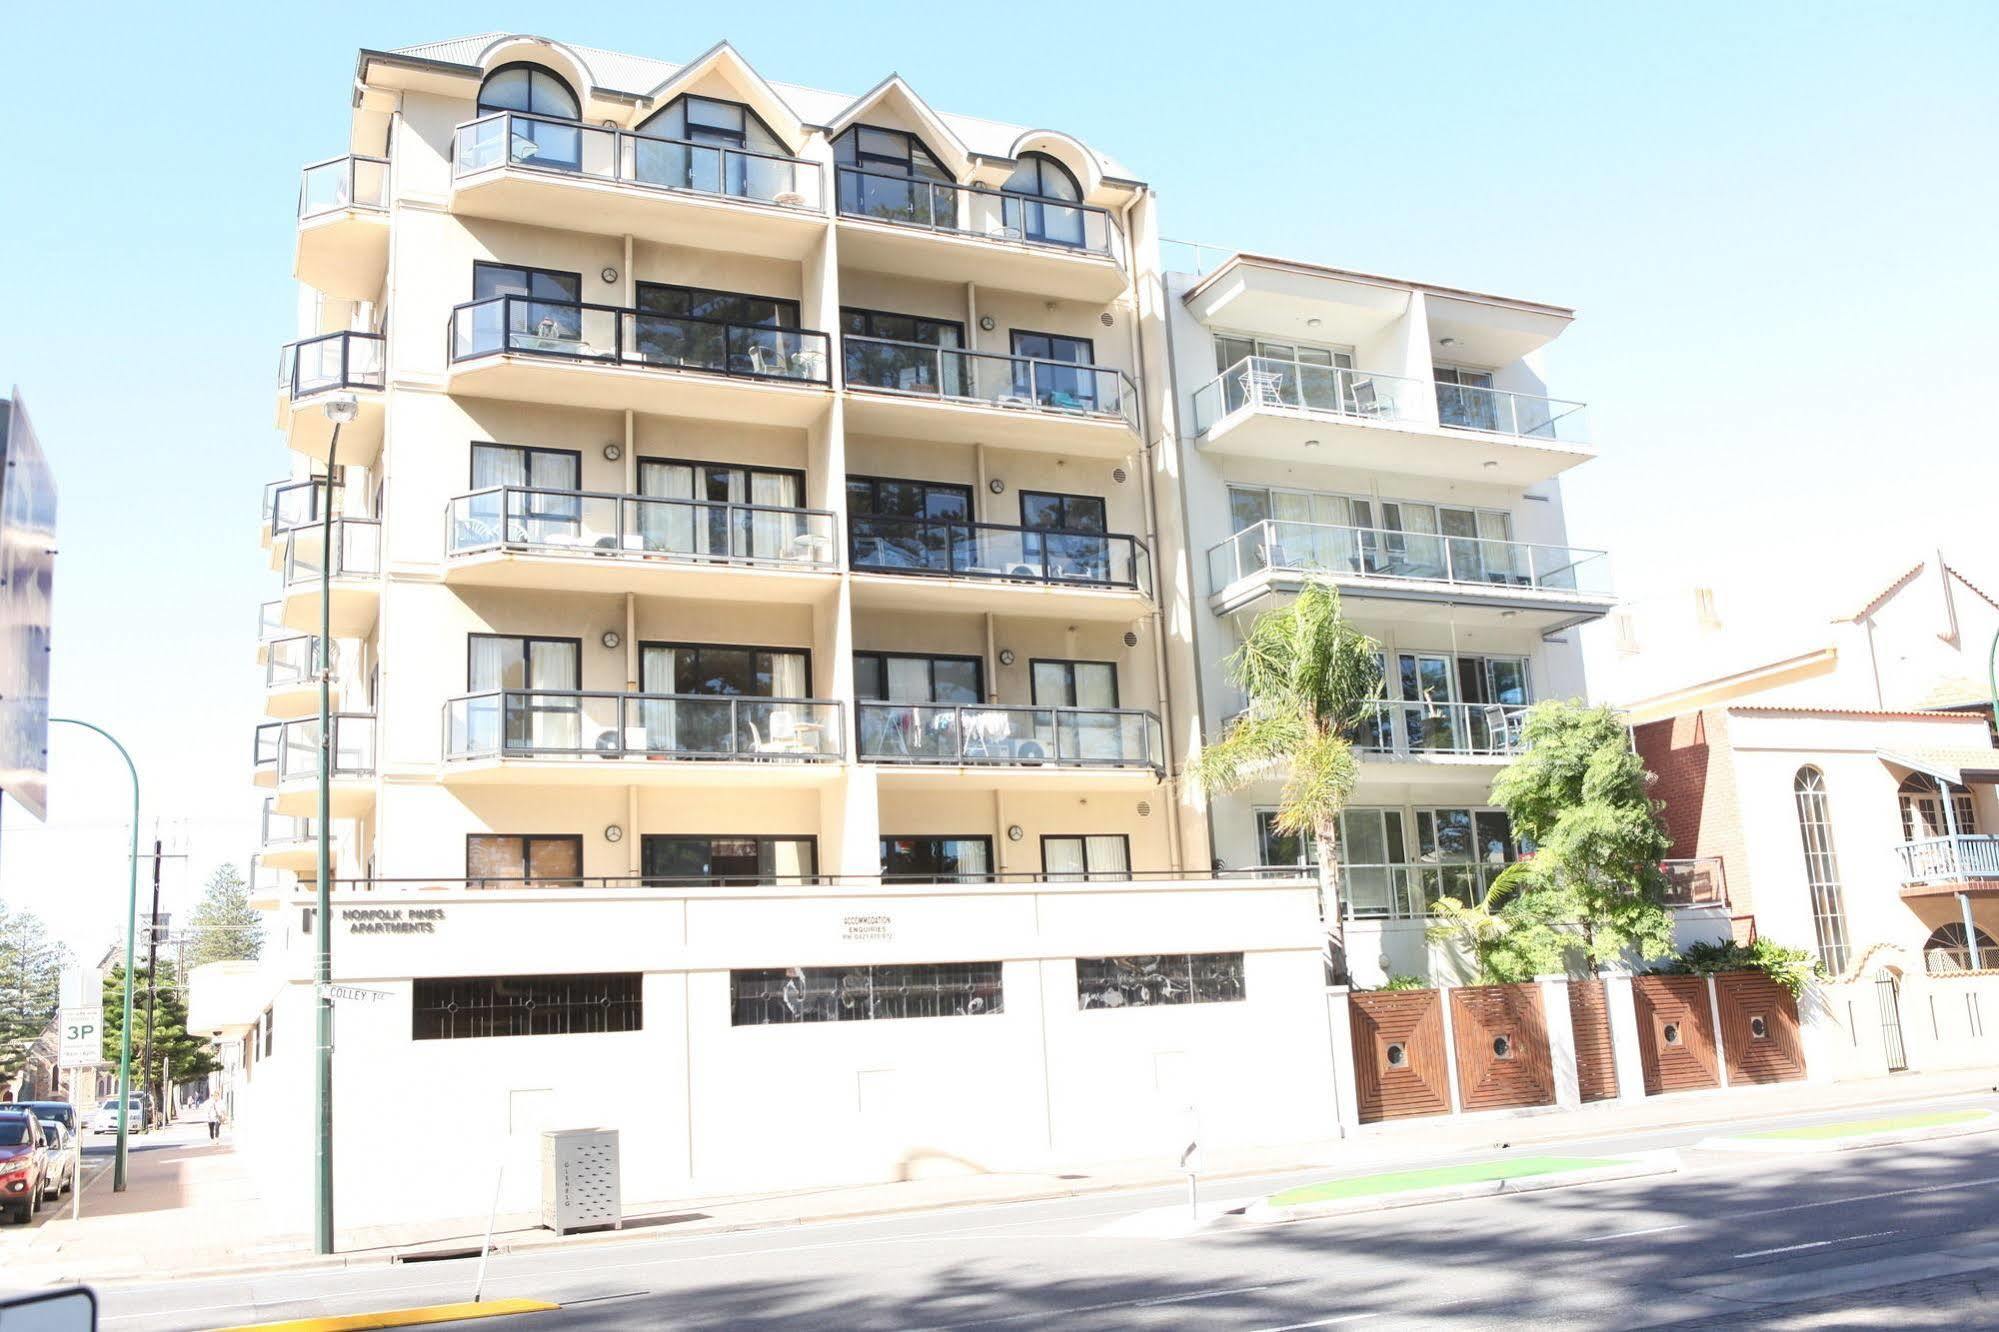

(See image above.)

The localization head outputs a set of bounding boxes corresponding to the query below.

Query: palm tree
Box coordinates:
[1189,581,1381,976]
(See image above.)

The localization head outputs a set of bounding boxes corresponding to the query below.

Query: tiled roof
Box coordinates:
[1728,705,1989,721]
[1877,745,1999,784]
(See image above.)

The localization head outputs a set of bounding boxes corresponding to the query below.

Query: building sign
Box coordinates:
[0,389,55,822]
[342,906,445,935]
[58,1008,103,1067]
[842,913,892,943]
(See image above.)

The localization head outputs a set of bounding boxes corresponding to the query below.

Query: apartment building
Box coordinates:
[1163,253,1617,986]
[235,34,1340,1229]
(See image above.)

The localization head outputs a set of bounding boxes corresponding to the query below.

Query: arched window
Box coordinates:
[1898,773,1979,841]
[633,96,793,199]
[1925,922,1999,973]
[833,126,955,227]
[1002,151,1085,247]
[1793,766,1851,974]
[477,63,582,170]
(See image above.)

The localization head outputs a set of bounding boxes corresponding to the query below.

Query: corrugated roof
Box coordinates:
[382,33,1137,178]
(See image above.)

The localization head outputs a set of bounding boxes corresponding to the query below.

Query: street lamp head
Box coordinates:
[322,394,360,425]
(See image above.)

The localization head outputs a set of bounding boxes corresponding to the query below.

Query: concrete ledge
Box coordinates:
[1241,1150,1679,1222]
[1697,1107,1999,1155]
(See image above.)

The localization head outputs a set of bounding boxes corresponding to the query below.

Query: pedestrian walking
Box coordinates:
[205,1098,222,1141]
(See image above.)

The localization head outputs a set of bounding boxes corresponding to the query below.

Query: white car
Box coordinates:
[87,1099,146,1135]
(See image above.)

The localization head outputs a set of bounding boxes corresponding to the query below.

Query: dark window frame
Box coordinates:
[637,639,815,698]
[468,441,584,489]
[412,973,642,1041]
[1018,489,1109,533]
[1010,328,1097,365]
[853,650,987,703]
[464,633,583,693]
[635,280,800,329]
[464,833,585,888]
[834,124,953,180]
[636,92,790,154]
[1028,658,1121,709]
[1040,832,1131,879]
[476,62,581,121]
[472,260,582,304]
[840,306,967,347]
[639,833,820,887]
[1003,152,1083,203]
[880,834,995,882]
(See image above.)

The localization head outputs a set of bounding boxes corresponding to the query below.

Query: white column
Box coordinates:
[1707,974,1730,1088]
[1437,984,1465,1113]
[1603,973,1648,1102]
[1324,986,1360,1133]
[1538,975,1581,1109]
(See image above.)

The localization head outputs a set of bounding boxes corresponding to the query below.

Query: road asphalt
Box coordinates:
[65,1089,1999,1330]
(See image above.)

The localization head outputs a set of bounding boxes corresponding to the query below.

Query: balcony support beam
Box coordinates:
[1962,892,1983,971]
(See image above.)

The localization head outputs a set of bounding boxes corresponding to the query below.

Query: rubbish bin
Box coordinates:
[540,1127,621,1235]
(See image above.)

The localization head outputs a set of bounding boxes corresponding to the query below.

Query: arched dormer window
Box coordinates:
[1793,766,1851,974]
[1898,773,1979,841]
[1001,152,1086,247]
[633,95,797,200]
[477,63,582,170]
[1924,922,1999,974]
[834,126,956,227]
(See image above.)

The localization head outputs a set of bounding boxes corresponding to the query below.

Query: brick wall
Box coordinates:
[1635,709,1755,920]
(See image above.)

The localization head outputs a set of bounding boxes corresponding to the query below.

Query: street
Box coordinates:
[74,1091,1999,1330]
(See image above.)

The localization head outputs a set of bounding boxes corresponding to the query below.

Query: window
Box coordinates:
[463,635,581,754]
[1212,336,1354,414]
[642,835,817,887]
[854,651,984,702]
[466,834,582,888]
[413,974,641,1040]
[470,442,580,492]
[636,283,798,329]
[833,125,956,227]
[632,96,795,197]
[463,444,582,547]
[731,962,1002,1025]
[840,308,967,396]
[474,262,581,304]
[466,263,584,355]
[848,476,974,573]
[260,1008,273,1058]
[1031,660,1118,708]
[1924,922,1999,974]
[636,642,811,756]
[1020,491,1113,583]
[1898,773,1979,840]
[1435,365,1499,431]
[638,95,785,153]
[1033,660,1123,762]
[1042,834,1129,881]
[631,283,799,375]
[476,63,581,169]
[635,458,805,560]
[1397,652,1530,753]
[1076,954,1245,1009]
[881,836,992,882]
[1001,152,1084,246]
[1011,331,1100,410]
[1793,766,1852,974]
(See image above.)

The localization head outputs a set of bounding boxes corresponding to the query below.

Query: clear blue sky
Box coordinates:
[3,1,1994,956]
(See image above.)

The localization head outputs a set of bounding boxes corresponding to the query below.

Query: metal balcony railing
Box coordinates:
[1659,857,1729,907]
[850,515,1150,596]
[282,518,380,587]
[449,295,833,386]
[262,477,332,537]
[298,155,389,221]
[834,166,1124,264]
[1207,519,1610,598]
[1895,834,1999,884]
[453,111,824,212]
[1355,701,1529,758]
[1191,357,1432,435]
[260,799,317,848]
[857,703,1163,771]
[1436,381,1589,444]
[254,714,376,784]
[446,487,839,569]
[258,601,286,643]
[443,691,845,762]
[264,635,321,689]
[278,331,385,402]
[841,335,1137,432]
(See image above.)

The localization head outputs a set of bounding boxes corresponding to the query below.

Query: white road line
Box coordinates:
[1586,1223,1688,1242]
[1253,1314,1381,1331]
[904,1281,1294,1331]
[1733,1229,1898,1260]
[1576,1172,1999,1246]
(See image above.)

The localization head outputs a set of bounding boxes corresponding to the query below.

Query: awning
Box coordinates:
[1878,746,1999,785]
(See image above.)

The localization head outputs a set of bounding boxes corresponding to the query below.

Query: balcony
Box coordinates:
[260,477,326,551]
[834,168,1127,301]
[443,487,838,602]
[1355,701,1527,775]
[260,799,319,873]
[295,156,389,300]
[849,515,1151,621]
[252,713,376,816]
[1659,857,1730,908]
[275,332,386,466]
[450,112,826,261]
[840,336,1138,455]
[1895,835,1999,897]
[1206,519,1614,630]
[859,702,1163,789]
[256,601,286,664]
[446,296,832,428]
[1190,356,1592,485]
[263,635,336,719]
[279,517,380,637]
[440,691,845,787]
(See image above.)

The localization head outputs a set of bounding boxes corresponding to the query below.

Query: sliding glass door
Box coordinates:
[637,458,803,560]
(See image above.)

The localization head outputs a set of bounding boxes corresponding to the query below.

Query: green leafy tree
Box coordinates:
[1482,700,1676,973]
[0,900,67,1086]
[184,863,263,970]
[102,959,217,1108]
[1189,581,1381,975]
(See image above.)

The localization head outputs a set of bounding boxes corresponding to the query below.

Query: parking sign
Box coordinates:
[59,1007,103,1067]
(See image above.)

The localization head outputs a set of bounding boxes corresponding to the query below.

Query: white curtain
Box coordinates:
[769,652,807,699]
[641,647,677,752]
[1044,837,1085,881]
[750,470,794,560]
[1085,835,1129,880]
[639,462,696,555]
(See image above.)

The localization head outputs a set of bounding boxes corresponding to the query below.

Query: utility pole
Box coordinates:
[315,395,357,1256]
[139,834,162,1126]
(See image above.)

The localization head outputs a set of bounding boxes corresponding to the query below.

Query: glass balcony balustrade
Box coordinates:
[841,335,1137,431]
[447,487,839,569]
[450,295,832,385]
[834,167,1123,264]
[850,514,1149,595]
[857,703,1161,771]
[1207,519,1609,598]
[444,692,844,763]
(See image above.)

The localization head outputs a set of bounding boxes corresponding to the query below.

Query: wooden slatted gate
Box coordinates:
[1633,975,1721,1094]
[1449,984,1555,1111]
[1349,989,1451,1123]
[1568,978,1619,1102]
[1715,972,1806,1084]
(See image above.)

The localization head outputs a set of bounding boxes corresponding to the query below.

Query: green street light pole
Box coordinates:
[49,717,141,1192]
[314,397,355,1255]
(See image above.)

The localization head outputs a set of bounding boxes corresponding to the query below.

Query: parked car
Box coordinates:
[86,1098,148,1135]
[23,1101,78,1137]
[37,1123,75,1202]
[0,1110,48,1223]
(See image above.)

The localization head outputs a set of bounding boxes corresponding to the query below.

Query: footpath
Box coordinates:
[3,1067,1994,1288]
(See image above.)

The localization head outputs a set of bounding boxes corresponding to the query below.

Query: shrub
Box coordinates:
[1657,938,1822,998]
